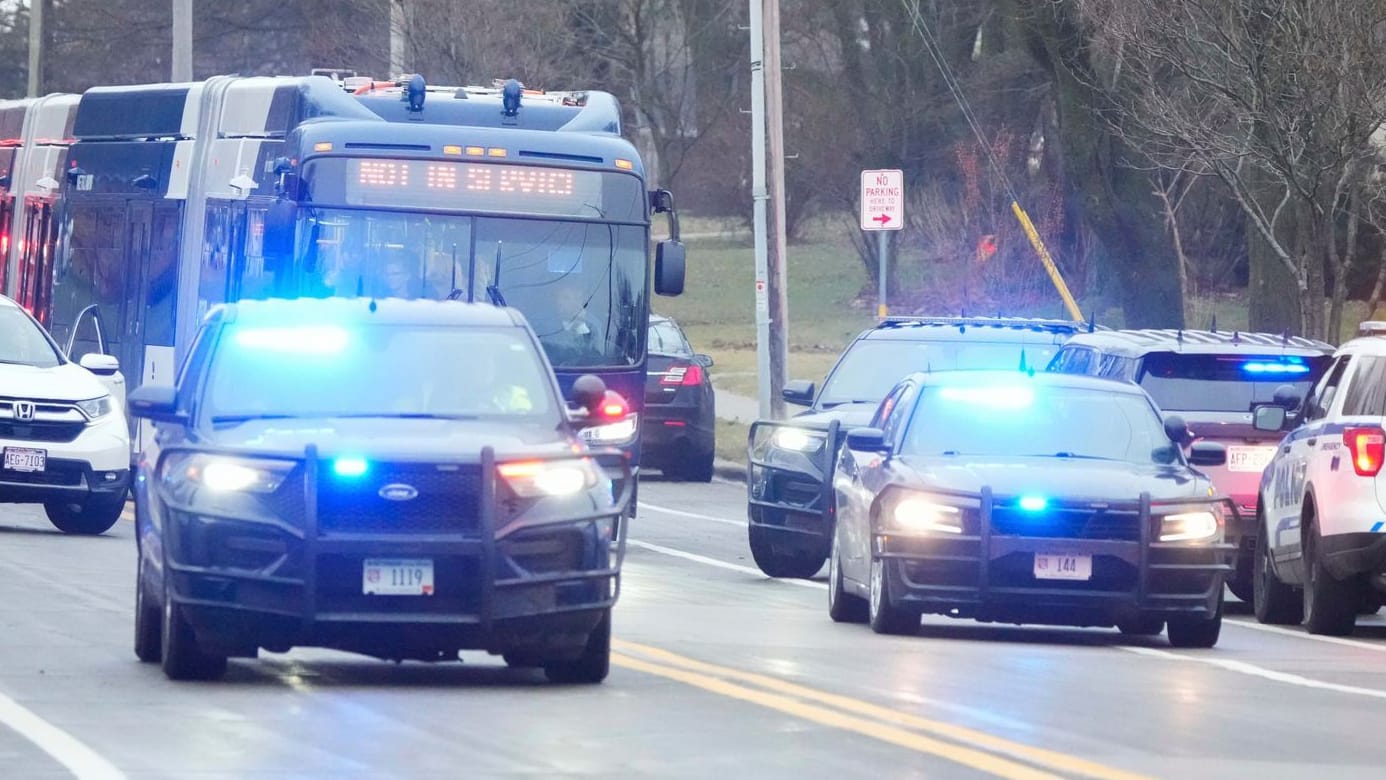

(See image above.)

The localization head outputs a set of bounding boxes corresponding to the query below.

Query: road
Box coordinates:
[2,477,1386,779]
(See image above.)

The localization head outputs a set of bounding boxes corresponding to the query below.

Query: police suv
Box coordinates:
[1254,322,1386,635]
[128,298,630,682]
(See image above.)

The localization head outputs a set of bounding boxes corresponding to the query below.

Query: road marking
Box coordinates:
[0,690,126,780]
[640,502,746,526]
[615,641,1151,780]
[1226,618,1386,652]
[1119,646,1386,700]
[627,539,825,590]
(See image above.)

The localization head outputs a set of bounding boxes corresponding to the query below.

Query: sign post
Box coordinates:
[860,169,904,318]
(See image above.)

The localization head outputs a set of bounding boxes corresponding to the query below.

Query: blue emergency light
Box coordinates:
[1018,495,1048,512]
[332,457,368,477]
[1241,360,1310,375]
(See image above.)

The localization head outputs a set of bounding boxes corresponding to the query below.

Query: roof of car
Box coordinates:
[206,297,528,329]
[0,294,20,310]
[1058,328,1333,357]
[911,368,1147,395]
[861,316,1091,343]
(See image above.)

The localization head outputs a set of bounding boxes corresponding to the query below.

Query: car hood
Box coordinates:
[792,402,878,429]
[0,361,110,402]
[894,455,1213,503]
[200,417,580,460]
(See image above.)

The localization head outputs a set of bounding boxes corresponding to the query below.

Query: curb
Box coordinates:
[713,458,747,483]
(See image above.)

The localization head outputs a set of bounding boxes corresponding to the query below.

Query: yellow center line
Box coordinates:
[611,653,1060,780]
[614,640,1152,780]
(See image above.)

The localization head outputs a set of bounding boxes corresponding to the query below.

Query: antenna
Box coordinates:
[1209,313,1217,332]
[487,241,507,306]
[1087,310,1095,333]
[1232,330,1241,344]
[1176,328,1183,344]
[356,275,364,298]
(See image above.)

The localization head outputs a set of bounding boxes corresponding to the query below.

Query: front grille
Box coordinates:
[990,507,1142,541]
[0,420,86,443]
[317,462,482,535]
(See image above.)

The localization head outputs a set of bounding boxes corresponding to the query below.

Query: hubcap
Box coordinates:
[828,542,840,607]
[870,559,883,616]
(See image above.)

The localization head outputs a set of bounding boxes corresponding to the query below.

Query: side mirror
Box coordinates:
[654,240,685,296]
[845,427,890,454]
[78,352,120,376]
[1272,383,1302,410]
[693,353,714,368]
[1164,414,1194,446]
[127,384,185,425]
[1253,405,1288,432]
[782,379,815,406]
[1188,441,1227,467]
[569,373,608,416]
[263,198,298,259]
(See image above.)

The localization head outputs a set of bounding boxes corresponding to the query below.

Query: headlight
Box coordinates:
[579,414,638,445]
[161,453,296,493]
[76,395,113,419]
[1159,510,1221,543]
[498,459,599,498]
[890,496,964,535]
[772,427,826,452]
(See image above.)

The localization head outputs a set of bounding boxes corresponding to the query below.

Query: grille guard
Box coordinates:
[746,418,842,531]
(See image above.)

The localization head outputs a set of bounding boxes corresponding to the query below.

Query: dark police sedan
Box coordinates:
[829,370,1235,647]
[641,314,716,482]
[127,298,630,682]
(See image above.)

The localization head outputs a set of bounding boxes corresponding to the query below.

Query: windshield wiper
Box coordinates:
[1041,452,1118,461]
[210,413,302,425]
[334,412,481,421]
[821,399,874,409]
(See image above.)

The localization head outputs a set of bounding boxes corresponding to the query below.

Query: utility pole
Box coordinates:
[389,0,407,76]
[747,0,772,419]
[172,0,193,81]
[26,0,42,97]
[749,0,790,420]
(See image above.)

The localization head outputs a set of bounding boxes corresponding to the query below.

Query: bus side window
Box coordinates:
[201,200,232,309]
[53,203,124,356]
[236,205,280,300]
[145,204,180,347]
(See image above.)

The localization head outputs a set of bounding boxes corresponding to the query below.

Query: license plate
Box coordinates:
[1227,445,1277,473]
[362,559,434,596]
[1034,553,1092,581]
[2,447,46,473]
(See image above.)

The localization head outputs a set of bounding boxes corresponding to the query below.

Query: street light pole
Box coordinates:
[748,0,772,419]
[26,0,43,97]
[172,0,193,81]
[763,0,789,420]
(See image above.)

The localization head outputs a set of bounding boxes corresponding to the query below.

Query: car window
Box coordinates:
[1098,353,1131,379]
[202,324,558,423]
[1341,356,1386,417]
[0,305,63,368]
[901,382,1173,465]
[818,339,1061,406]
[1050,346,1096,374]
[648,319,693,357]
[1305,355,1351,421]
[1136,352,1331,413]
[881,383,920,445]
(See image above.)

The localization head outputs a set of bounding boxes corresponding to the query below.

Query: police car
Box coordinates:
[1253,322,1386,635]
[127,298,630,682]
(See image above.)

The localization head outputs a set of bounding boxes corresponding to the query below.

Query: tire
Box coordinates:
[670,449,714,483]
[544,609,611,684]
[1253,521,1301,625]
[45,493,126,535]
[867,557,917,636]
[1303,525,1358,637]
[134,560,161,663]
[1226,572,1254,604]
[748,523,826,579]
[827,533,868,624]
[160,583,228,681]
[1116,615,1165,636]
[1167,592,1223,648]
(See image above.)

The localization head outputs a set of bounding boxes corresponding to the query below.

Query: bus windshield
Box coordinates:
[287,208,648,368]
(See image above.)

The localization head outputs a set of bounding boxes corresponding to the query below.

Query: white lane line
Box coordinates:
[0,690,126,780]
[628,539,826,590]
[641,502,746,527]
[1119,645,1386,700]
[1226,619,1386,653]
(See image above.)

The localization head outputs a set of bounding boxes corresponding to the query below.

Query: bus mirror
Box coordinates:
[654,240,685,296]
[263,200,297,259]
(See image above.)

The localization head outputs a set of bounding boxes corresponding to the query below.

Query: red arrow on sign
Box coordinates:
[872,214,891,226]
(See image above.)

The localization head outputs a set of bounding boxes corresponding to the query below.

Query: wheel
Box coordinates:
[1116,615,1165,636]
[1226,571,1254,604]
[45,493,125,535]
[544,610,611,684]
[748,523,826,579]
[134,560,161,663]
[1253,521,1301,625]
[827,533,868,624]
[1167,592,1223,648]
[867,557,917,635]
[1303,525,1358,637]
[160,582,228,681]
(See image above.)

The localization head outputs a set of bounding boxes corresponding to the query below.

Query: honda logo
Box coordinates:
[12,401,35,422]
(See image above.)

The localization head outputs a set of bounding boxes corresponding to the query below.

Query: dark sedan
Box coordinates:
[641,315,716,482]
[830,370,1235,647]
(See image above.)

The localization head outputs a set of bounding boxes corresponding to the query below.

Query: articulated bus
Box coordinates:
[26,74,684,499]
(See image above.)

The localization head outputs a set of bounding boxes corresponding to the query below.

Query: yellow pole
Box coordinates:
[1010,201,1083,321]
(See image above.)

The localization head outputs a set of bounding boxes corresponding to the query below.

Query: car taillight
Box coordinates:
[660,363,704,386]
[1344,426,1386,477]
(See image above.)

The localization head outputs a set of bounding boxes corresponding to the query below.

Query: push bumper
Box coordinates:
[747,419,840,552]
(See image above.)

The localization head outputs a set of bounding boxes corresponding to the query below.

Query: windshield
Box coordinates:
[0,305,62,368]
[818,339,1062,406]
[1137,352,1330,412]
[648,319,692,357]
[202,323,558,424]
[901,382,1173,464]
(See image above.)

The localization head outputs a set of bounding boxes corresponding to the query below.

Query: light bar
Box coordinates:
[1242,361,1310,375]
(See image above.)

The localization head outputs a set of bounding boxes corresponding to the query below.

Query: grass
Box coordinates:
[714,419,751,467]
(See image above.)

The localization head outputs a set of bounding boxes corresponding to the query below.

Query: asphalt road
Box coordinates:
[2,477,1386,779]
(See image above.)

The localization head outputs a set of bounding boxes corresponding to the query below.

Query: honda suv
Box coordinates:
[0,294,131,534]
[1047,328,1334,602]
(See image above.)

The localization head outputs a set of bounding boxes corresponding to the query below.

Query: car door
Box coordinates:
[1266,354,1351,582]
[839,380,918,583]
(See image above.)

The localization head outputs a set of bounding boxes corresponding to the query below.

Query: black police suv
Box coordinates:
[830,370,1234,646]
[127,298,630,683]
[641,314,716,482]
[747,316,1088,578]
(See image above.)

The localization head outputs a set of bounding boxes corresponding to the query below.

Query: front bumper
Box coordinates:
[0,456,129,504]
[879,488,1235,625]
[153,444,631,658]
[747,419,840,551]
[0,415,132,504]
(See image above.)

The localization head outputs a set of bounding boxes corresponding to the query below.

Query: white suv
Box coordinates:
[0,295,131,534]
[1254,324,1386,634]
